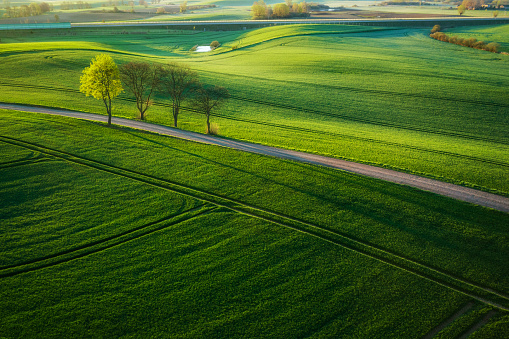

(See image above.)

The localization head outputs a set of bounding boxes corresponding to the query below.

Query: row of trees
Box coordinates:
[251,0,308,19]
[3,2,51,18]
[430,31,500,53]
[79,55,229,134]
[60,1,91,10]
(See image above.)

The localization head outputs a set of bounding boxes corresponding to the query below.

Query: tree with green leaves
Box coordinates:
[192,85,229,134]
[80,54,123,126]
[160,63,200,128]
[251,0,267,19]
[273,3,290,18]
[120,61,161,120]
[457,4,465,15]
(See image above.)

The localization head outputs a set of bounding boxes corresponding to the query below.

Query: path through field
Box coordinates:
[2,102,508,213]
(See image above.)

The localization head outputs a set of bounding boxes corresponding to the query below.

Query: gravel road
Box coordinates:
[2,103,508,213]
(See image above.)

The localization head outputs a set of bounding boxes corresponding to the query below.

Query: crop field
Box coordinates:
[0,24,508,195]
[1,110,508,337]
[445,23,509,51]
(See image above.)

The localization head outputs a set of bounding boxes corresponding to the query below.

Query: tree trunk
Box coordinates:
[104,97,112,126]
[173,105,179,128]
[206,113,210,134]
[108,96,112,125]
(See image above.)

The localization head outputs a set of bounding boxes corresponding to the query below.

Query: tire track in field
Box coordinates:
[2,78,508,147]
[220,96,509,166]
[2,104,509,205]
[201,69,509,111]
[458,310,498,339]
[2,83,509,170]
[0,154,51,169]
[1,135,509,311]
[423,302,475,339]
[0,205,215,278]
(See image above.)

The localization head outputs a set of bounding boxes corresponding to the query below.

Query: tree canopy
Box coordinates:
[80,54,123,125]
[160,63,200,128]
[120,62,161,120]
[192,85,230,134]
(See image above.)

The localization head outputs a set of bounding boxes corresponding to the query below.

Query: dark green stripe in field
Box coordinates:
[0,112,508,337]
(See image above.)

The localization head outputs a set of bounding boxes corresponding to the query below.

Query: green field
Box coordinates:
[1,21,509,337]
[1,110,508,337]
[0,24,508,195]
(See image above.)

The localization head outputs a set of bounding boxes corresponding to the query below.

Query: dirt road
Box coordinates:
[2,103,508,213]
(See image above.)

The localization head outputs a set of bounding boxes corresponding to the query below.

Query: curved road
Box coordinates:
[2,103,508,213]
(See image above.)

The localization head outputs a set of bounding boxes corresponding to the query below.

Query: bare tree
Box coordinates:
[160,63,199,128]
[120,61,161,120]
[192,85,229,134]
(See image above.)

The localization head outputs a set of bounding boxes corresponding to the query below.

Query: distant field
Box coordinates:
[1,111,508,337]
[0,24,508,195]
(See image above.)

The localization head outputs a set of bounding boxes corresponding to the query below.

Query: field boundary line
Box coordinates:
[422,302,475,339]
[1,135,509,311]
[0,205,216,278]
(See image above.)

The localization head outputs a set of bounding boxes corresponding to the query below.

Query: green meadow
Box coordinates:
[1,111,508,337]
[0,24,508,195]
[1,21,509,337]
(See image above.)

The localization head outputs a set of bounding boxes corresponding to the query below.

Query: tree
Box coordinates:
[273,3,290,18]
[457,4,465,15]
[180,0,187,13]
[192,86,229,134]
[251,0,267,19]
[80,54,123,126]
[160,63,200,128]
[299,1,307,13]
[120,62,161,120]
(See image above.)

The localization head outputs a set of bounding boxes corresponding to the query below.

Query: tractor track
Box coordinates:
[1,134,509,311]
[1,80,508,170]
[2,78,508,149]
[0,205,215,278]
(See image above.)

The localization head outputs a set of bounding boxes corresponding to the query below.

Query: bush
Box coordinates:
[430,32,500,54]
[156,6,165,13]
[210,41,220,49]
[431,25,441,33]
[485,42,500,53]
[473,41,486,50]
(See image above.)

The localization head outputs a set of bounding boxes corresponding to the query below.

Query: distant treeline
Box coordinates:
[252,0,309,19]
[3,2,52,18]
[60,1,91,10]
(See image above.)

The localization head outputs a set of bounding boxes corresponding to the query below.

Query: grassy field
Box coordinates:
[444,23,509,51]
[0,24,508,195]
[1,110,508,337]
